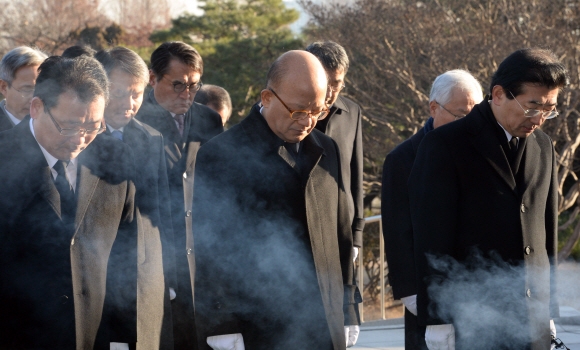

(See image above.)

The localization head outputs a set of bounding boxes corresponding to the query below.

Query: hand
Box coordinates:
[425,324,455,350]
[207,333,245,350]
[401,294,417,316]
[352,247,359,262]
[344,325,360,347]
[550,319,556,350]
[110,343,129,350]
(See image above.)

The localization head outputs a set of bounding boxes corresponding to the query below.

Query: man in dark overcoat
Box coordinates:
[135,41,223,348]
[382,69,483,349]
[96,46,176,350]
[193,50,361,350]
[408,48,568,349]
[0,56,138,348]
[306,41,365,251]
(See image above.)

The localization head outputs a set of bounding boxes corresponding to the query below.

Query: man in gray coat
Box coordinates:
[193,50,361,350]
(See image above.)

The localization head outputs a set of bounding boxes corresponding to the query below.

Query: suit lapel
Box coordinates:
[519,133,541,195]
[73,153,100,235]
[467,103,517,192]
[37,166,63,219]
[300,133,325,179]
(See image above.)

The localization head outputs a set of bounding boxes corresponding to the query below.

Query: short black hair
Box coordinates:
[61,45,96,59]
[305,41,350,74]
[34,56,109,110]
[95,46,149,85]
[150,41,203,81]
[490,48,569,98]
[194,84,232,113]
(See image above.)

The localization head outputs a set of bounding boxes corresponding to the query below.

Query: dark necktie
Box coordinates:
[111,130,123,141]
[53,160,75,222]
[174,114,185,136]
[508,136,519,171]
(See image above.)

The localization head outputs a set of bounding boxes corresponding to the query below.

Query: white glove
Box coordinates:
[425,324,455,350]
[169,287,176,300]
[344,325,360,347]
[550,319,556,350]
[352,247,359,262]
[207,333,245,350]
[401,294,417,316]
[110,343,129,350]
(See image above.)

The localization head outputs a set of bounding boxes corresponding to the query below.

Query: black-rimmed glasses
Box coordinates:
[436,101,466,120]
[45,107,105,136]
[509,91,559,119]
[163,76,203,94]
[269,88,329,121]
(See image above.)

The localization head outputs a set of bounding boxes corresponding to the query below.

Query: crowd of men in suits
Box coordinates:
[0,35,569,350]
[0,40,364,350]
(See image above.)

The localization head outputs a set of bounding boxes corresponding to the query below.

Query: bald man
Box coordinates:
[192,50,361,350]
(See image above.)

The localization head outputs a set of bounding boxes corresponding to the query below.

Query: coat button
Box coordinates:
[183,172,187,179]
[526,289,531,298]
[187,248,193,255]
[60,295,69,304]
[525,246,531,255]
[71,238,75,245]
[185,210,192,217]
[521,204,526,213]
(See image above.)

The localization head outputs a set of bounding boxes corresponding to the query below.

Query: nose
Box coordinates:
[529,115,544,126]
[178,88,192,100]
[296,115,314,128]
[68,133,85,146]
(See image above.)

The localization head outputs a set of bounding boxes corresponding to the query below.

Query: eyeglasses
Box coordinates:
[268,88,330,121]
[436,101,466,120]
[45,107,105,136]
[509,91,559,119]
[164,76,203,94]
[328,83,345,92]
[9,84,34,97]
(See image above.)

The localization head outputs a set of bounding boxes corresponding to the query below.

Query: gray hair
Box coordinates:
[94,47,149,86]
[429,69,484,105]
[0,46,47,84]
[194,84,232,118]
[305,41,350,74]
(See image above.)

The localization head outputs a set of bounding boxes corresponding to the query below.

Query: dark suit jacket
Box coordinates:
[193,105,360,350]
[135,91,223,347]
[106,118,176,350]
[408,99,558,349]
[382,125,427,300]
[0,100,16,132]
[0,120,138,349]
[316,96,365,247]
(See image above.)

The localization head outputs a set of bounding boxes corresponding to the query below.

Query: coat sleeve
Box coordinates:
[381,145,417,300]
[408,131,459,326]
[546,143,559,319]
[350,106,365,247]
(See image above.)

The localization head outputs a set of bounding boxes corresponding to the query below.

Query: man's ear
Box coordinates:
[29,97,43,120]
[429,100,439,117]
[490,85,505,106]
[0,79,8,96]
[261,89,272,107]
[149,70,157,87]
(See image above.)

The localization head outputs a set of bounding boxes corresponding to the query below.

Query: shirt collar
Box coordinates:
[496,121,515,141]
[107,123,124,133]
[2,100,22,126]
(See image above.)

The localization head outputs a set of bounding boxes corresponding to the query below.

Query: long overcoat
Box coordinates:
[192,105,360,350]
[408,99,558,349]
[0,120,138,349]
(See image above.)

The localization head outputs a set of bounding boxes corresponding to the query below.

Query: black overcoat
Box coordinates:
[408,99,558,349]
[106,118,176,350]
[135,91,223,348]
[0,120,138,349]
[315,96,365,246]
[0,100,15,131]
[192,105,360,350]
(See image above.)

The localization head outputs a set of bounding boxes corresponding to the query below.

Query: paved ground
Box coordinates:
[353,306,580,350]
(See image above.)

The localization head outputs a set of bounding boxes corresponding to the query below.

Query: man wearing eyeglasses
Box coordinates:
[192,50,360,350]
[0,46,47,131]
[382,69,483,350]
[408,49,568,349]
[0,56,138,348]
[136,41,223,349]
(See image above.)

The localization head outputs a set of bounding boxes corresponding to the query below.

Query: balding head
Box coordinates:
[261,51,328,143]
